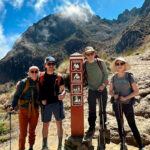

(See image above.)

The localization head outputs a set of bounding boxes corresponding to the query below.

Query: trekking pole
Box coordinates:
[8,106,12,150]
[9,112,11,150]
[118,97,128,150]
[59,101,62,150]
[97,91,105,150]
[58,90,65,150]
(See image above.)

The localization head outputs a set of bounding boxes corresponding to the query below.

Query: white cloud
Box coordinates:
[0,0,4,11]
[34,0,49,10]
[0,24,20,60]
[54,0,94,23]
[0,24,10,59]
[4,0,24,9]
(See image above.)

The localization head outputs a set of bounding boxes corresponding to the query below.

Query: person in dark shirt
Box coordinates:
[40,56,65,150]
[8,66,40,150]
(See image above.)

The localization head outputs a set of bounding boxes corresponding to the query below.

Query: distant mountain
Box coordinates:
[0,1,148,83]
[116,0,150,53]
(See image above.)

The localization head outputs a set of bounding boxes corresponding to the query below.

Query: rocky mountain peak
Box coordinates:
[117,7,140,23]
[140,0,150,15]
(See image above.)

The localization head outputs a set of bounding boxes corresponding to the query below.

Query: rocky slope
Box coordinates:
[116,0,150,53]
[0,49,150,150]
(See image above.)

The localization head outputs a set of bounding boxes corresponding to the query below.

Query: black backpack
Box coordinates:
[111,72,136,105]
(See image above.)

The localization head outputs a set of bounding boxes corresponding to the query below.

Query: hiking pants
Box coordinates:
[18,107,39,150]
[113,103,143,148]
[88,88,107,129]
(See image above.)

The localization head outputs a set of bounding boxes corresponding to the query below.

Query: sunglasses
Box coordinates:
[30,70,38,74]
[115,62,126,66]
[85,52,95,56]
[47,62,56,66]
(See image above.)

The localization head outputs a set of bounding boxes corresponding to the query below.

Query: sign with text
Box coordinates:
[72,84,82,94]
[70,53,84,136]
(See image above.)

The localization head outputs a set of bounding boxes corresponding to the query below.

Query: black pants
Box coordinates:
[88,88,107,129]
[113,103,143,148]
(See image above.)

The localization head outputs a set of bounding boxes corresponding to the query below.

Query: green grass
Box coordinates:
[0,121,10,135]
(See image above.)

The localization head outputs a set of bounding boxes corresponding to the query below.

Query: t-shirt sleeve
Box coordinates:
[129,73,136,84]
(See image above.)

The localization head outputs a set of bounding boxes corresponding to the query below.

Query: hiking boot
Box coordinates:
[139,148,145,150]
[57,145,63,150]
[84,128,95,140]
[29,146,33,150]
[41,146,49,150]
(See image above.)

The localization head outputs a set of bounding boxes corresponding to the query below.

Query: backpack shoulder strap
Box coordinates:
[126,72,133,87]
[19,78,30,99]
[96,58,104,73]
[39,72,45,84]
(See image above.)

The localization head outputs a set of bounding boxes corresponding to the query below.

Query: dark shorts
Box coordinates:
[41,101,65,123]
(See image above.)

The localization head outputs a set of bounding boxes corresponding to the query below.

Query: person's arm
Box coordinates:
[8,80,25,112]
[97,60,108,91]
[101,60,108,86]
[58,77,66,100]
[109,82,119,100]
[58,85,66,100]
[120,82,139,101]
[39,81,47,105]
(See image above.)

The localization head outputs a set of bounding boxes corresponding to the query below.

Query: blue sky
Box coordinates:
[0,0,145,59]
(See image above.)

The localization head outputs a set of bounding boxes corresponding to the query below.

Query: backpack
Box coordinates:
[18,78,40,117]
[83,58,109,85]
[111,72,136,105]
[39,72,62,96]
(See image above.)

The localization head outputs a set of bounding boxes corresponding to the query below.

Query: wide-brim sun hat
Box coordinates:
[110,57,131,72]
[83,46,97,57]
[29,66,39,72]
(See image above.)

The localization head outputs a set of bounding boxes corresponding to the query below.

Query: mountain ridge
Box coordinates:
[0,1,149,83]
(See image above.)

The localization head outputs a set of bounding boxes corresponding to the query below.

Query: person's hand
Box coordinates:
[42,100,47,105]
[114,94,119,100]
[97,85,105,91]
[7,107,13,113]
[58,94,65,100]
[120,96,127,101]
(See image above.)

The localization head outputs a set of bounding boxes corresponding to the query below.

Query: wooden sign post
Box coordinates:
[70,52,84,136]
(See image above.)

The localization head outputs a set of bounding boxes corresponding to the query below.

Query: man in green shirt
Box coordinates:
[83,46,108,138]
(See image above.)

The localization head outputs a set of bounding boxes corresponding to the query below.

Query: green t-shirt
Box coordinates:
[86,59,108,90]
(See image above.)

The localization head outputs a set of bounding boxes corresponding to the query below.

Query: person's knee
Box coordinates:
[20,132,27,138]
[43,122,49,128]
